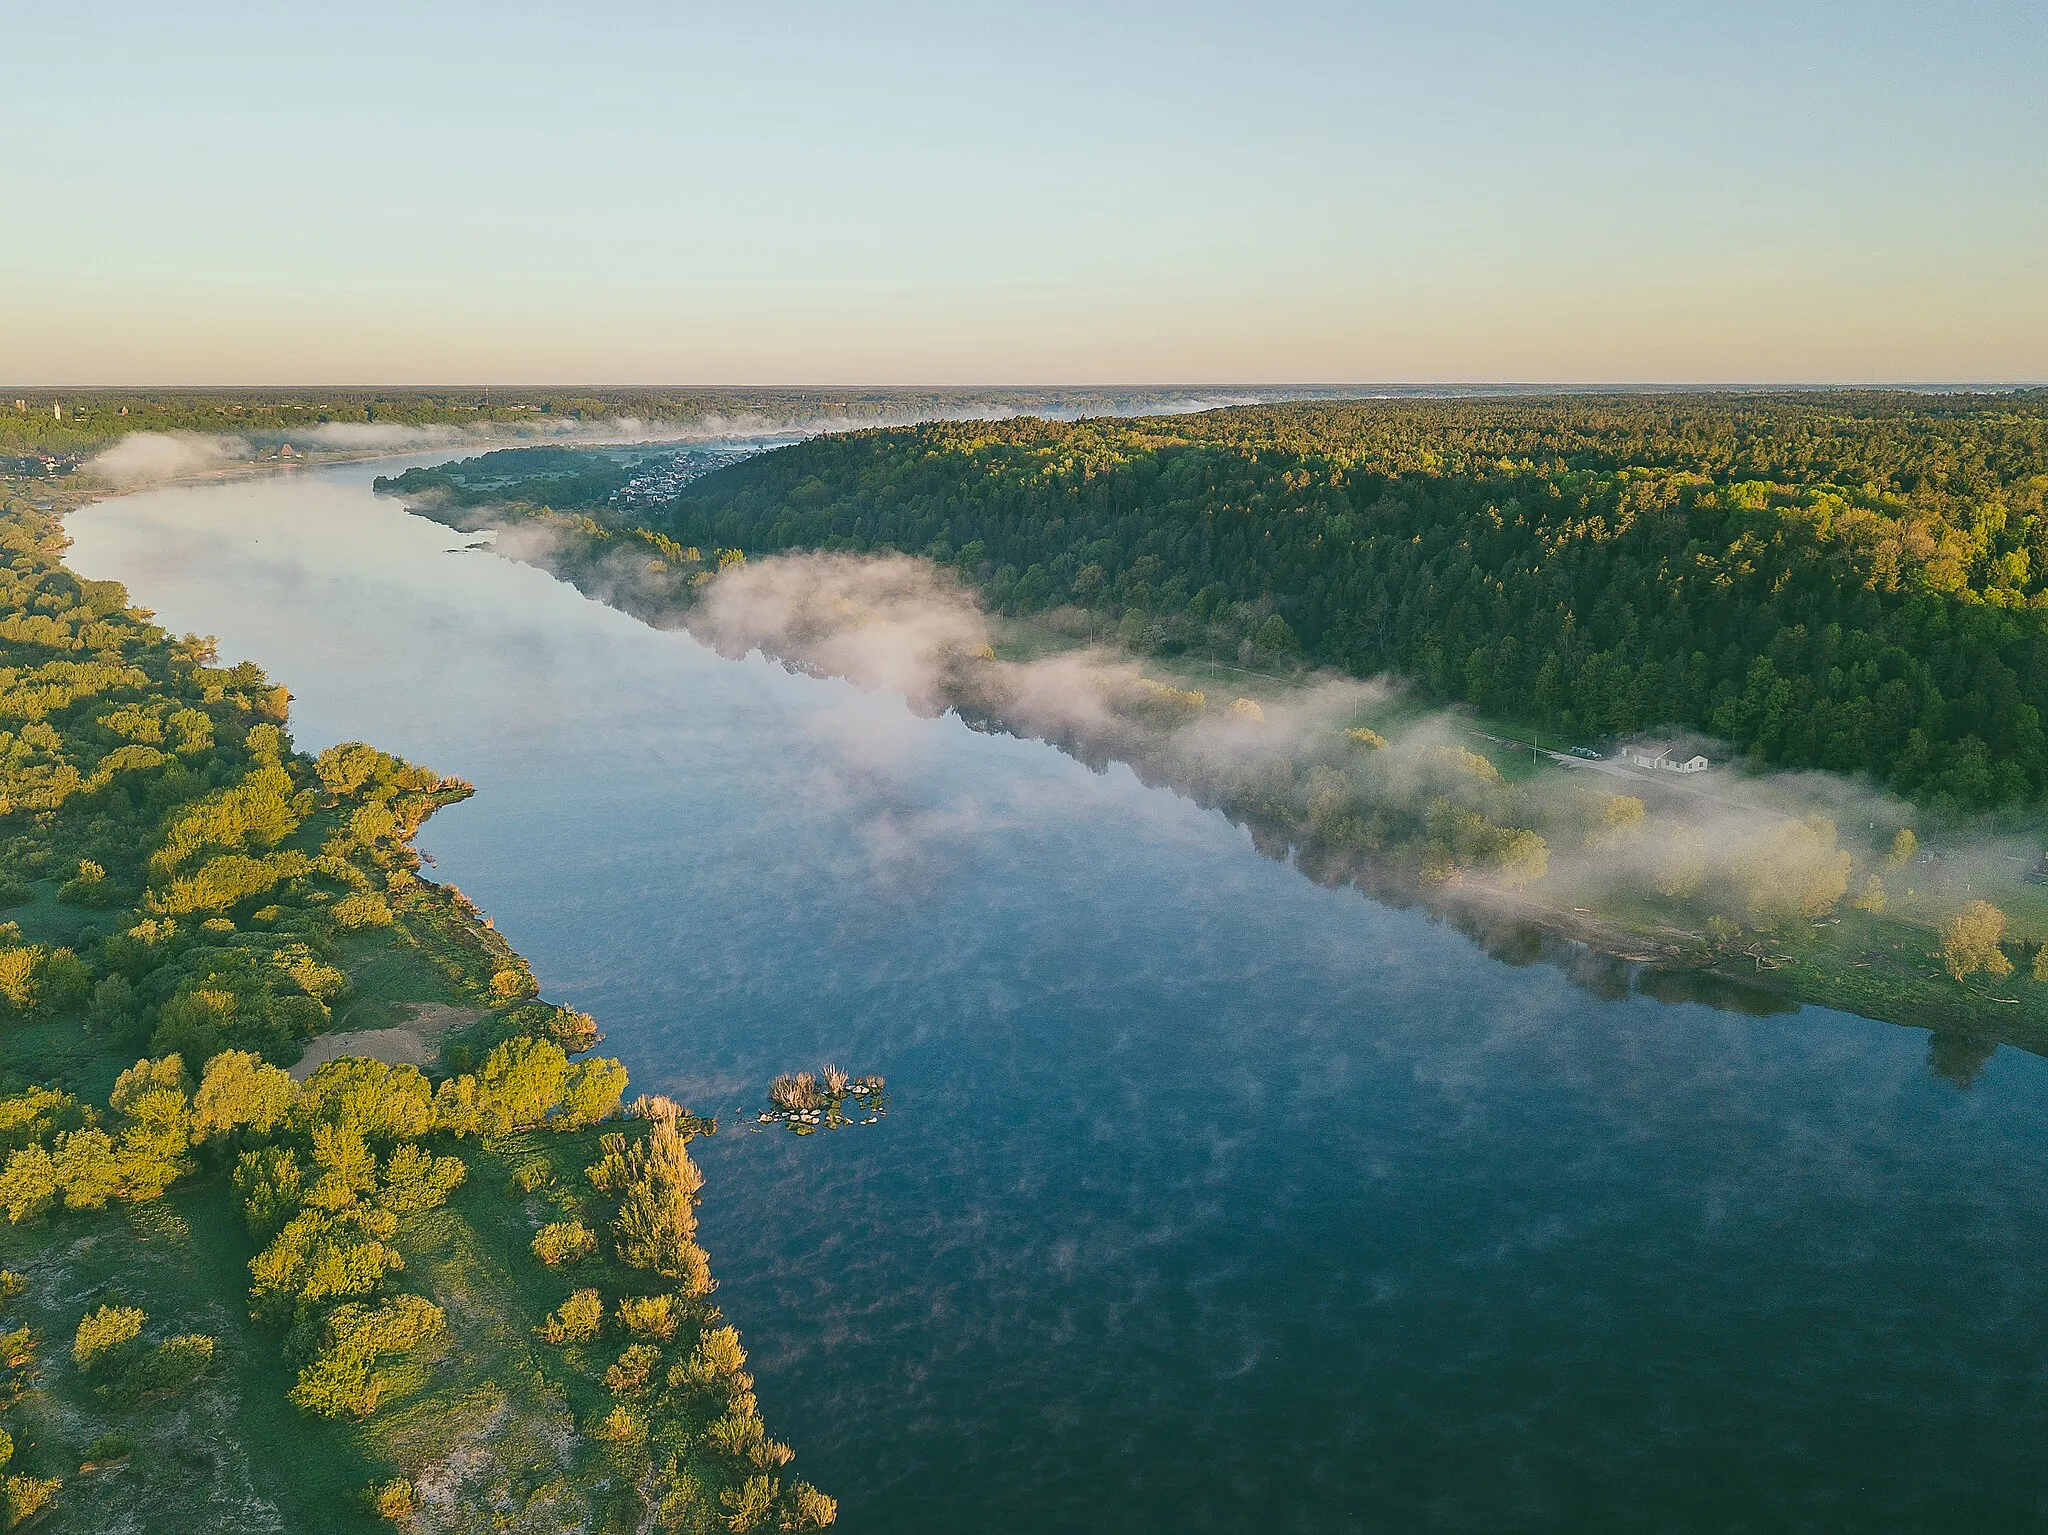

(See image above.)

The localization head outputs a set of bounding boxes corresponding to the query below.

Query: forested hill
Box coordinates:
[666,394,2048,809]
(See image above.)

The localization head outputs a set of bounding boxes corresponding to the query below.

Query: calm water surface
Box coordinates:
[68,462,2048,1532]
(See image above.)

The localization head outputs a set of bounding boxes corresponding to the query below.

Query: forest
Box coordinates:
[654,393,2048,811]
[0,477,833,1531]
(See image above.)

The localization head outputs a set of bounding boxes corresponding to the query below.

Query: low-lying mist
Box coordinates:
[531,536,2004,983]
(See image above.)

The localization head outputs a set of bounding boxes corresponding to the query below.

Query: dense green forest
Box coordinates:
[0,480,833,1531]
[658,394,2048,810]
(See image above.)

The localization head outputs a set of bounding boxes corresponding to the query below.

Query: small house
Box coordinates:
[1622,743,1709,774]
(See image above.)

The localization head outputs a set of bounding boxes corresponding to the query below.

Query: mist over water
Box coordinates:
[65,461,2048,1531]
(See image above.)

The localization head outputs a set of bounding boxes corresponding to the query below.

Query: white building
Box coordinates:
[1622,743,1709,774]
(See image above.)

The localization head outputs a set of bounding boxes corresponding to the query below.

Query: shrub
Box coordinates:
[617,1293,678,1342]
[79,1432,133,1467]
[720,1474,778,1533]
[1942,900,2013,982]
[585,1133,630,1194]
[2,1474,59,1528]
[531,1220,595,1266]
[0,948,42,1015]
[539,1288,603,1345]
[104,1334,214,1403]
[193,1050,299,1138]
[73,1304,146,1369]
[781,1482,838,1530]
[331,893,394,931]
[377,1142,466,1214]
[590,1403,646,1446]
[696,1326,747,1381]
[249,1206,404,1323]
[613,1120,707,1284]
[768,1073,819,1112]
[52,1129,124,1211]
[476,1037,570,1133]
[34,948,89,1014]
[294,1058,433,1143]
[368,1479,416,1521]
[233,1146,303,1241]
[0,1148,56,1224]
[289,1294,446,1419]
[559,1058,627,1128]
[0,1087,82,1158]
[603,1342,663,1397]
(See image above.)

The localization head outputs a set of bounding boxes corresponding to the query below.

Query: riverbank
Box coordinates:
[0,471,835,1531]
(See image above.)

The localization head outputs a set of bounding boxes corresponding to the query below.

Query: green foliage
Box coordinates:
[1942,899,2013,982]
[1,1473,59,1528]
[293,1057,432,1143]
[663,396,2048,808]
[248,1205,404,1323]
[602,1341,662,1396]
[539,1287,604,1345]
[288,1293,446,1419]
[617,1292,679,1342]
[192,1048,299,1138]
[373,1141,465,1214]
[432,1036,627,1138]
[609,1119,710,1290]
[72,1303,146,1369]
[531,1220,596,1266]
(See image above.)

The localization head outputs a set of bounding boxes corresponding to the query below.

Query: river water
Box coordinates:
[67,459,2048,1531]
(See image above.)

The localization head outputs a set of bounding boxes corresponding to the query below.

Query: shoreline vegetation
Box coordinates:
[0,472,836,1531]
[372,394,2048,1072]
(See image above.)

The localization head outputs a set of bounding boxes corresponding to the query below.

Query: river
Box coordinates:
[66,458,2048,1531]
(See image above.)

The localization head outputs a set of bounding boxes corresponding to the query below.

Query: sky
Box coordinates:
[3,0,2044,386]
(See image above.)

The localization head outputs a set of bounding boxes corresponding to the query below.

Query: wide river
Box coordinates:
[68,459,2048,1531]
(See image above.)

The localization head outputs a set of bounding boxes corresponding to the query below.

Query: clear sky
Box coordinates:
[4,1,2043,386]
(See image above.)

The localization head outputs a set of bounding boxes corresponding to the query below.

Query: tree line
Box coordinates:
[659,393,2048,809]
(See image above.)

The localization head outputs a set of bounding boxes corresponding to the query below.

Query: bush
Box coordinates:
[531,1220,596,1266]
[289,1294,446,1419]
[720,1474,778,1533]
[233,1146,303,1241]
[0,1148,56,1225]
[539,1288,603,1345]
[193,1049,299,1138]
[1942,900,2013,982]
[0,948,41,1015]
[603,1342,662,1396]
[294,1058,432,1143]
[331,892,394,931]
[782,1481,838,1530]
[376,1142,466,1214]
[103,1334,214,1403]
[2,1474,59,1528]
[249,1206,403,1323]
[367,1479,416,1521]
[590,1403,646,1446]
[72,1304,146,1369]
[79,1432,133,1467]
[617,1293,678,1342]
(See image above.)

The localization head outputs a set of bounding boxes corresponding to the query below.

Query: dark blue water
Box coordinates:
[70,462,2048,1531]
